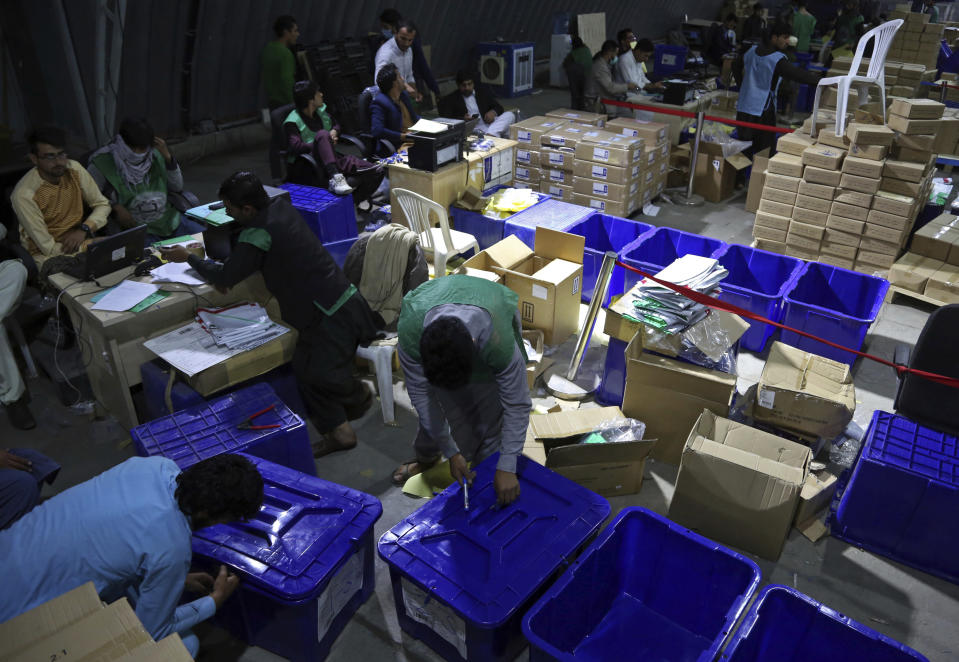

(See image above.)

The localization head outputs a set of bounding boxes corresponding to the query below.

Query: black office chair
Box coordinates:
[893,304,959,437]
[356,86,398,159]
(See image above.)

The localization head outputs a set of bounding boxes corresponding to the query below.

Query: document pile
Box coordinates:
[627,255,728,333]
[196,303,287,350]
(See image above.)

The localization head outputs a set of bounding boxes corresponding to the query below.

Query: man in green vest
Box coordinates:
[88,117,205,245]
[392,275,532,507]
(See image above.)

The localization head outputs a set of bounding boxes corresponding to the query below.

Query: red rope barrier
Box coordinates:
[600,98,796,134]
[615,259,959,389]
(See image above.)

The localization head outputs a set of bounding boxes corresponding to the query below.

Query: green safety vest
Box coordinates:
[91,150,180,237]
[398,275,527,384]
[284,108,333,163]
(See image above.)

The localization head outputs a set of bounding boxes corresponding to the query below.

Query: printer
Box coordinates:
[407,117,466,171]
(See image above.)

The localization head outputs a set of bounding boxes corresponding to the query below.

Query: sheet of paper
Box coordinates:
[150,262,206,286]
[143,320,289,377]
[401,460,456,498]
[408,118,449,134]
[90,280,159,312]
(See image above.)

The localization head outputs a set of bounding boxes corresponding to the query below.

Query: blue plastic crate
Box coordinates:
[654,44,689,75]
[830,411,959,585]
[716,244,805,353]
[192,454,382,662]
[450,185,549,250]
[378,453,610,662]
[620,227,727,292]
[523,507,761,662]
[322,236,357,268]
[280,183,358,243]
[565,214,653,305]
[596,337,628,406]
[130,382,315,476]
[781,261,889,365]
[504,198,596,249]
[721,585,928,661]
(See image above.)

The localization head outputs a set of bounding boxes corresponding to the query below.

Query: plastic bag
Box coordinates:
[483,188,540,219]
[579,417,647,444]
[700,120,752,158]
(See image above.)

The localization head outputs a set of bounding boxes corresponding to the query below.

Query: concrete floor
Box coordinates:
[3,87,958,662]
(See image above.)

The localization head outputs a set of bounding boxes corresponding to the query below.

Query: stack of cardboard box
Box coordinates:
[605,117,671,199]
[570,130,647,216]
[888,11,944,70]
[510,116,570,191]
[889,213,959,303]
[751,98,942,276]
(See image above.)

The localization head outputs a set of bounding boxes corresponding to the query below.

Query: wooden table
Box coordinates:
[624,90,722,145]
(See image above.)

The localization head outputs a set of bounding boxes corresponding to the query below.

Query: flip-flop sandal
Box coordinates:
[311,434,358,458]
[391,460,422,486]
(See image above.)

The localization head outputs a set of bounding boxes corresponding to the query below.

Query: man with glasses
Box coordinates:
[11,126,111,269]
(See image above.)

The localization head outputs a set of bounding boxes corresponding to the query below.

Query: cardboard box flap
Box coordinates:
[0,582,103,657]
[470,234,532,270]
[690,436,807,486]
[764,342,853,399]
[534,226,586,264]
[630,348,739,397]
[726,153,752,170]
[696,410,811,479]
[532,258,582,285]
[546,436,657,466]
[530,406,624,439]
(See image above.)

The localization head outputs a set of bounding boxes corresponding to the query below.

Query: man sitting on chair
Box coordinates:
[438,70,516,137]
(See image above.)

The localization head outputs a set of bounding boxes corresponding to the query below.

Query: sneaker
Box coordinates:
[329,173,354,196]
[5,395,36,430]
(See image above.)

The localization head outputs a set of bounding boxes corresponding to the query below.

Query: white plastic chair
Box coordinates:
[811,19,904,139]
[356,342,396,425]
[392,188,479,277]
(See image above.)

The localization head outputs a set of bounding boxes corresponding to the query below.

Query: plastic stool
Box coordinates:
[356,343,396,424]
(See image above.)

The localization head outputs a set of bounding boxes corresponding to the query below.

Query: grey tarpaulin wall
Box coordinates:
[0,0,723,151]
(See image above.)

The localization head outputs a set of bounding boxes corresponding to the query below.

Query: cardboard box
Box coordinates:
[461,228,584,344]
[818,254,855,270]
[863,222,908,246]
[512,164,541,184]
[540,146,576,171]
[788,246,820,261]
[785,231,821,252]
[881,176,922,198]
[10,599,151,662]
[640,144,659,168]
[948,241,959,267]
[755,238,787,254]
[857,249,897,269]
[826,214,865,235]
[765,173,801,193]
[777,131,815,156]
[873,191,917,217]
[744,148,771,214]
[767,152,805,177]
[572,159,642,185]
[540,123,591,148]
[911,224,958,260]
[794,471,839,526]
[788,220,825,240]
[792,206,827,226]
[543,167,574,186]
[545,108,607,127]
[540,181,575,201]
[526,406,657,497]
[842,155,884,179]
[820,239,859,260]
[889,252,945,293]
[867,209,912,232]
[823,227,862,248]
[466,137,516,191]
[622,336,737,465]
[847,142,888,160]
[797,180,836,200]
[758,198,794,218]
[839,173,881,195]
[571,192,633,218]
[0,582,103,658]
[694,142,751,203]
[572,176,638,201]
[114,635,193,662]
[605,117,668,145]
[755,210,791,231]
[846,122,895,146]
[762,186,798,206]
[890,97,946,119]
[509,116,569,145]
[830,200,869,221]
[817,129,851,150]
[753,224,788,242]
[189,321,297,396]
[834,189,873,209]
[753,341,856,439]
[894,132,936,151]
[924,263,959,302]
[894,145,935,163]
[887,114,941,135]
[574,132,646,167]
[668,409,811,560]
[802,144,846,170]
[803,165,842,186]
[859,235,900,256]
[884,159,926,183]
[795,194,832,214]
[515,146,541,168]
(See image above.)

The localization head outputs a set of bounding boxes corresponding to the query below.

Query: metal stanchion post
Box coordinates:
[942,82,948,104]
[668,110,705,207]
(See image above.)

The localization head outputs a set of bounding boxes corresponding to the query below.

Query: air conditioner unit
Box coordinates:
[476,42,535,97]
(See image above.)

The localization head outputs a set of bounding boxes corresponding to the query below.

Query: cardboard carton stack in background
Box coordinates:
[510,116,570,191]
[606,117,671,198]
[571,130,647,216]
[751,97,943,276]
[889,213,959,303]
[888,10,943,70]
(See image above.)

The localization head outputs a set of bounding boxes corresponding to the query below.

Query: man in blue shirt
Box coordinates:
[0,454,263,658]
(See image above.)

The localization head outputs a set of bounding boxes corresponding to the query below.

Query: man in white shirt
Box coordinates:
[615,38,664,120]
[374,19,421,102]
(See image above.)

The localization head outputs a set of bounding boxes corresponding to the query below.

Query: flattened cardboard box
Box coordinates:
[509,116,569,145]
[803,165,842,186]
[622,336,737,465]
[802,144,846,170]
[668,409,811,561]
[889,252,945,293]
[528,406,657,497]
[797,180,836,201]
[767,152,804,178]
[777,132,814,156]
[0,582,102,658]
[752,341,856,439]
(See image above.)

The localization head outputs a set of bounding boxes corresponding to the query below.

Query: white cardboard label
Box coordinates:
[517,149,530,162]
[111,247,125,261]
[549,152,564,165]
[516,167,530,179]
[518,130,531,142]
[550,170,566,182]
[593,147,610,161]
[572,275,580,295]
[316,548,365,642]
[548,185,563,196]
[402,579,467,659]
[592,182,608,196]
[589,199,605,210]
[531,284,548,300]
[591,165,607,179]
[758,388,776,409]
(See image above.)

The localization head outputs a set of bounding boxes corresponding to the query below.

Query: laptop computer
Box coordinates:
[85,224,147,280]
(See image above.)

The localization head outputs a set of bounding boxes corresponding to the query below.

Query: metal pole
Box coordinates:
[942,81,948,104]
[668,110,705,207]
[566,251,617,381]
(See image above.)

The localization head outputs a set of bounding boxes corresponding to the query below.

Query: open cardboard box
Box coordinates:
[521,329,553,389]
[524,406,657,497]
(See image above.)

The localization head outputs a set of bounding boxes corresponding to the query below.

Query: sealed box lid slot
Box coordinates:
[721,585,929,661]
[523,507,761,662]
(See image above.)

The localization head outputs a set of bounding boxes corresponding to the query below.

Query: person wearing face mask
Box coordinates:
[733,22,823,155]
[438,71,515,137]
[87,117,205,244]
[584,40,641,115]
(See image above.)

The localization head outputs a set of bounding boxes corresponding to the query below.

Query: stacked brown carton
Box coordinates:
[606,117,672,201]
[888,11,943,70]
[570,130,647,216]
[890,213,959,303]
[510,116,570,191]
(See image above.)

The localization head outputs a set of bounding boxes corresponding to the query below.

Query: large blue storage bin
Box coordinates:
[130,382,315,476]
[595,337,628,406]
[565,214,652,304]
[378,453,610,662]
[504,198,596,249]
[716,244,805,352]
[522,507,760,662]
[620,227,727,292]
[721,585,928,661]
[192,454,382,662]
[280,183,357,243]
[780,261,889,365]
[450,185,549,250]
[830,411,959,584]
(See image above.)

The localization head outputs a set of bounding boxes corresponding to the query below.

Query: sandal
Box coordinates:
[391,456,439,486]
[311,424,358,458]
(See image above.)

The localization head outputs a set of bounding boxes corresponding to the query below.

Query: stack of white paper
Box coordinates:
[627,255,728,333]
[197,303,286,350]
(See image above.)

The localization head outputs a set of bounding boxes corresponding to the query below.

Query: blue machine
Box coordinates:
[476,41,535,98]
